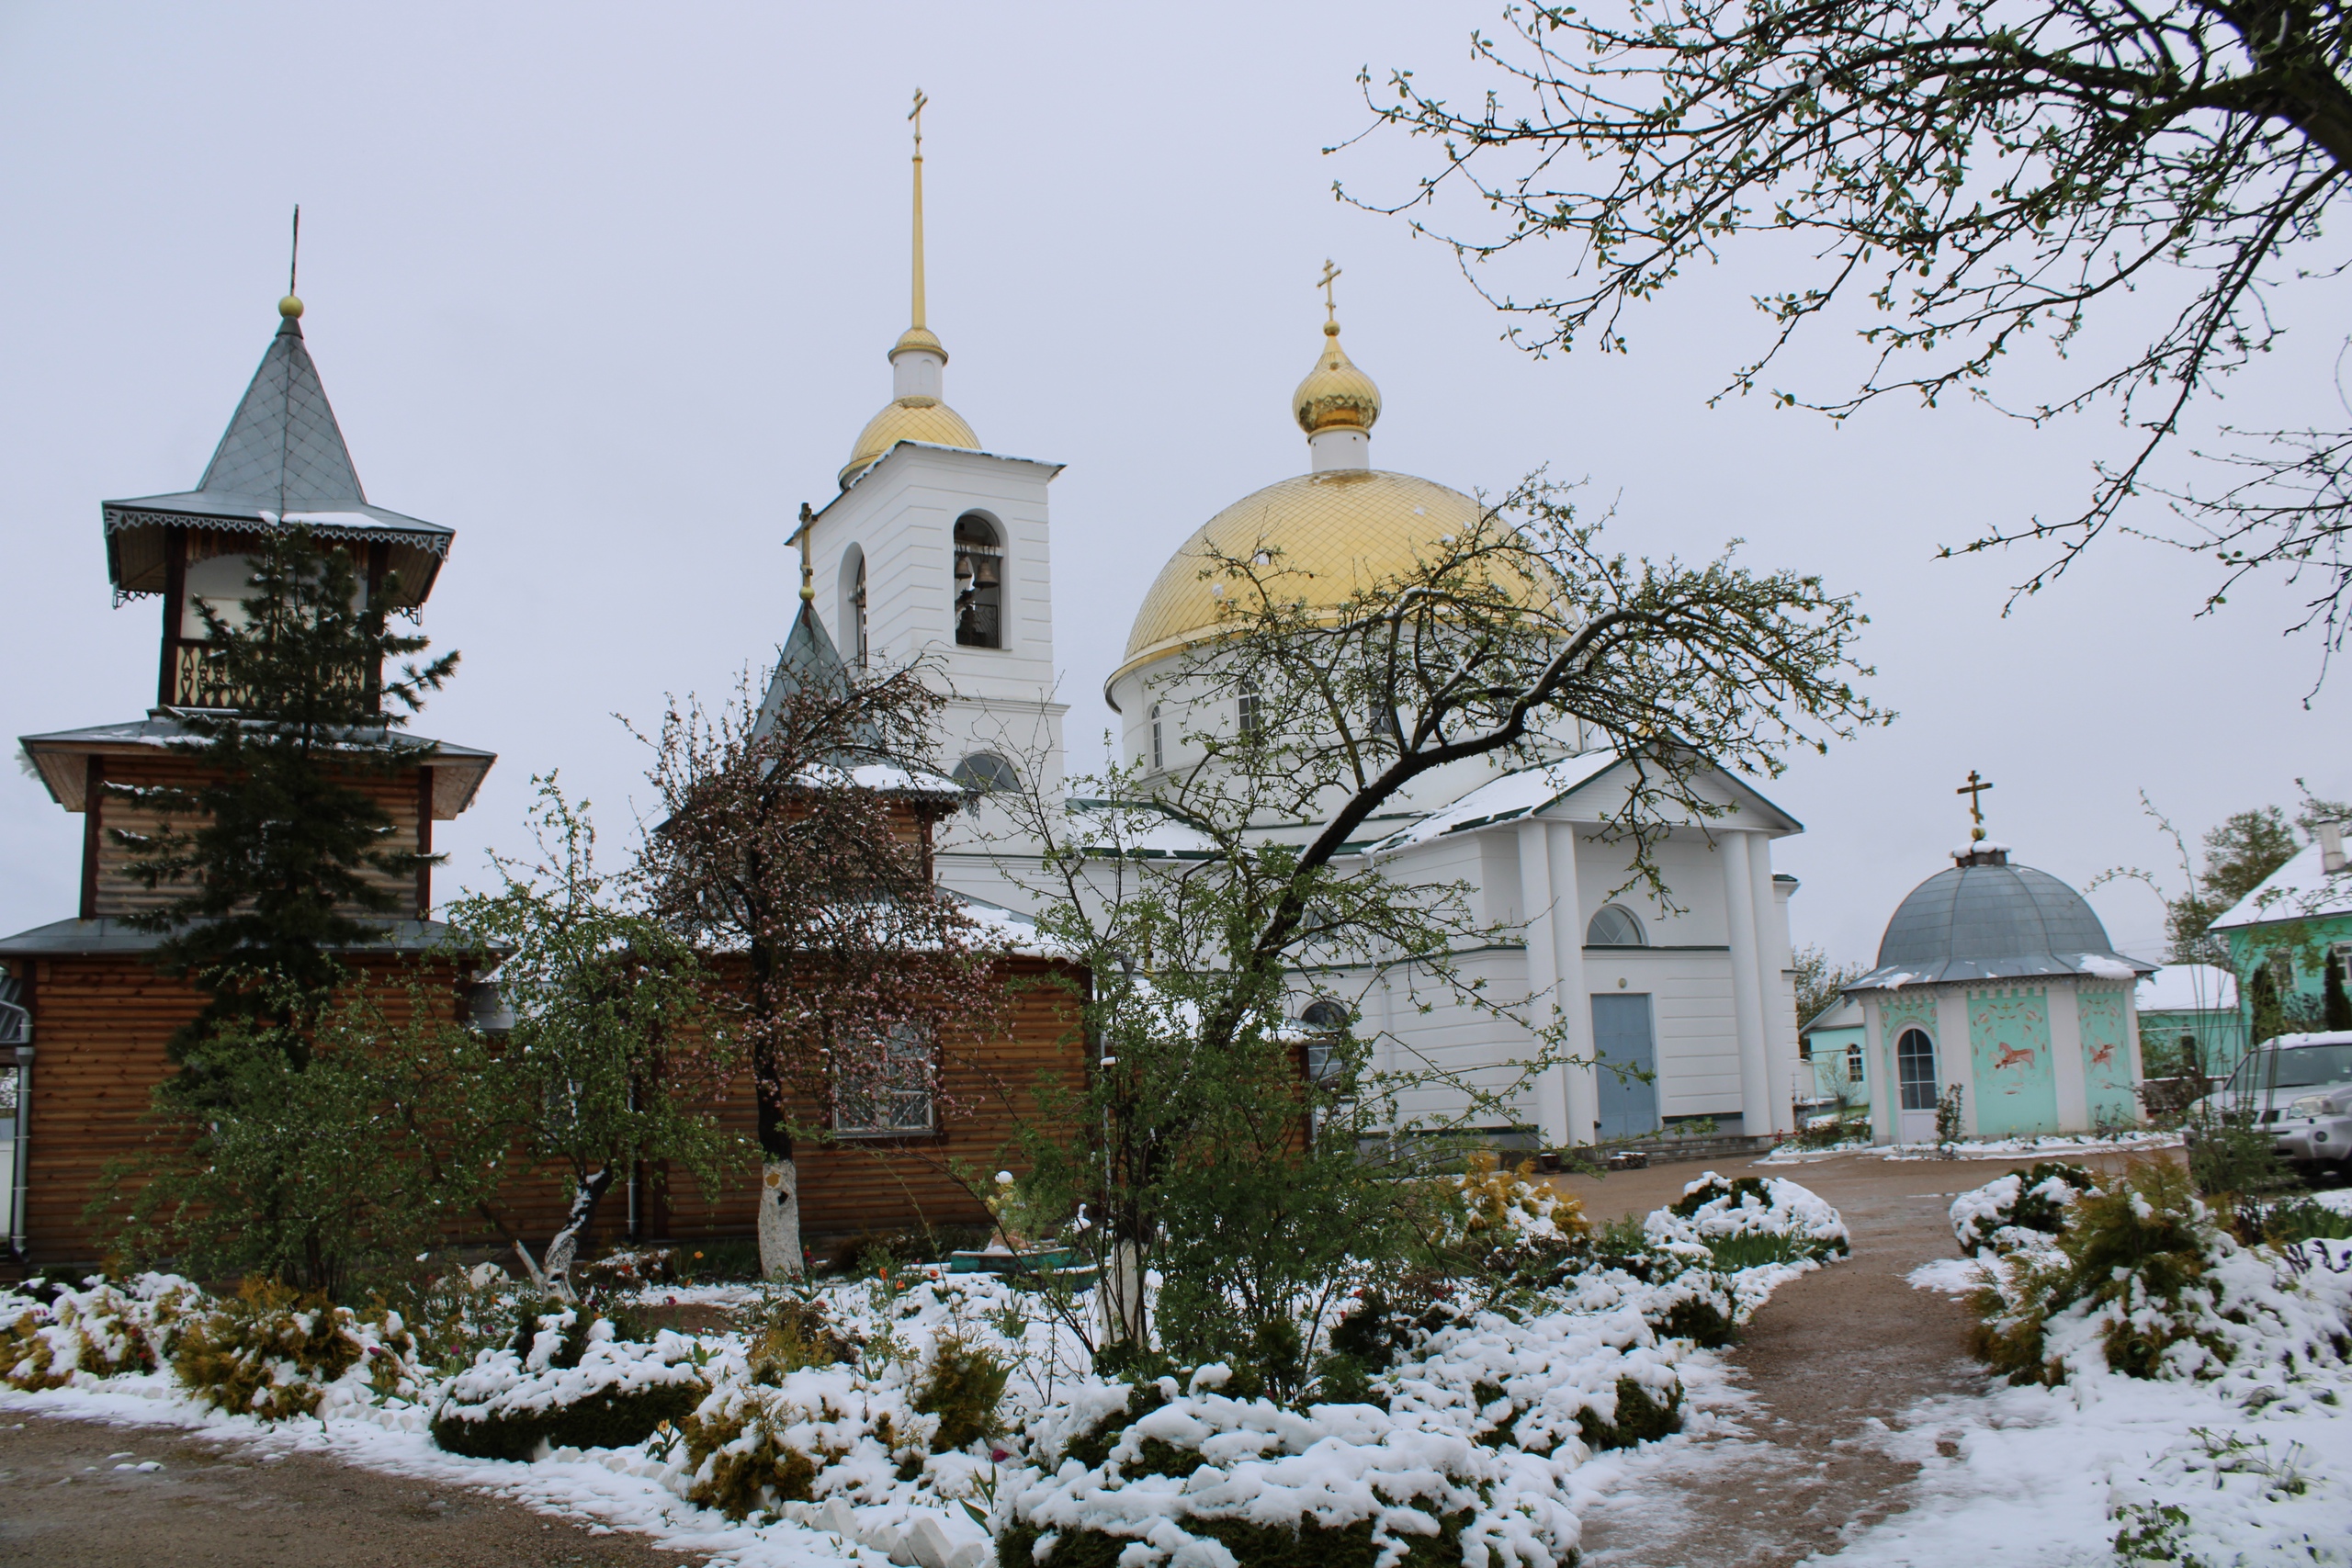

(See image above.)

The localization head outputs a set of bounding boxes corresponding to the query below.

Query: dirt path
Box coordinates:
[1554,1149,2162,1567]
[0,1411,703,1567]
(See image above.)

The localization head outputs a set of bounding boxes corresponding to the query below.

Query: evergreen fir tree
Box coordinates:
[2248,963,2286,1048]
[2325,949,2352,1032]
[112,525,458,1061]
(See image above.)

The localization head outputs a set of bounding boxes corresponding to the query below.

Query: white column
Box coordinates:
[1936,988,1977,1135]
[1549,821,1599,1148]
[1720,830,1773,1136]
[1861,997,1893,1144]
[2047,983,2087,1133]
[1747,834,1796,1134]
[1517,820,1569,1146]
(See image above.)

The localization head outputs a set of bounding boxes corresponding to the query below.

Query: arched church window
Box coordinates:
[953,513,1002,649]
[1896,1028,1938,1111]
[1585,905,1645,947]
[1300,998,1350,1084]
[1237,677,1262,740]
[841,545,868,668]
[951,751,1018,795]
[1149,704,1164,771]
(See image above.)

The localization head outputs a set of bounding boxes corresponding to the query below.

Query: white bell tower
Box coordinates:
[798,94,1068,868]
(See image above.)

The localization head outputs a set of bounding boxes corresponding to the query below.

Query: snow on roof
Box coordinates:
[1363,752,1623,856]
[2208,840,2352,931]
[2136,963,2239,1014]
[1064,799,1220,858]
[1801,996,1863,1034]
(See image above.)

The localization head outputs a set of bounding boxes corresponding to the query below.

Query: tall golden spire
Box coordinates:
[910,89,927,333]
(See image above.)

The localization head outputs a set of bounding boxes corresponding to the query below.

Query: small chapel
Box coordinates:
[799,115,1815,1153]
[1841,779,2154,1143]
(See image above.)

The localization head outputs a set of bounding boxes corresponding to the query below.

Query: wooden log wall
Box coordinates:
[86,755,427,921]
[7,951,1089,1272]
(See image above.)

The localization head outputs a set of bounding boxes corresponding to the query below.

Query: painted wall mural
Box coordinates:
[1969,989,2059,1136]
[2077,988,2136,1129]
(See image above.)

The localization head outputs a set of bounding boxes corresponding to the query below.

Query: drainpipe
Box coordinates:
[6,1031,30,1260]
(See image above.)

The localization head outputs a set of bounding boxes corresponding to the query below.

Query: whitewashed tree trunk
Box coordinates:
[539,1168,614,1301]
[1099,1240,1146,1346]
[758,1157,803,1278]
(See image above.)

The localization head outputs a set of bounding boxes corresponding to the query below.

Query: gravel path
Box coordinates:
[1554,1148,2164,1567]
[0,1411,705,1567]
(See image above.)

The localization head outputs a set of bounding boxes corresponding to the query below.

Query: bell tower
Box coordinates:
[799,94,1068,824]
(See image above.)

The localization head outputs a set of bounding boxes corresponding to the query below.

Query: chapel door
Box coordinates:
[1592,993,1660,1141]
[1895,1026,1940,1145]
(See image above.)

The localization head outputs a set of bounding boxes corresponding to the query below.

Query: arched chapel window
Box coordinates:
[1585,905,1645,947]
[951,751,1018,795]
[953,513,1002,649]
[1845,1043,1864,1084]
[1896,1028,1938,1111]
[1300,998,1350,1085]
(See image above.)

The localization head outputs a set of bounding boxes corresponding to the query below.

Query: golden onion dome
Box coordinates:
[839,395,981,489]
[891,324,947,363]
[1114,469,1504,687]
[1293,321,1381,435]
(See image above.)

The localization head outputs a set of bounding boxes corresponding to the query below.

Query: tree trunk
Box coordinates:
[541,1167,615,1300]
[755,1070,803,1278]
[1099,1240,1146,1347]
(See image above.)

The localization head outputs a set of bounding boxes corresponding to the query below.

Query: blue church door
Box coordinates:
[1592,993,1660,1141]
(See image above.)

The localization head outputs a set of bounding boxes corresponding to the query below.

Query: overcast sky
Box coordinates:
[3,2,2344,969]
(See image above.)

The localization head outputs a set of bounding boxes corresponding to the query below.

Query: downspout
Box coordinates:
[2,994,30,1259]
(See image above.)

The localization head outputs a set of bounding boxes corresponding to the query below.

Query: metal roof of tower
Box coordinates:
[99,302,453,606]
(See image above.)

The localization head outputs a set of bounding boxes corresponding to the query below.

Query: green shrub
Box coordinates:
[914,1332,1009,1453]
[1000,1508,1475,1568]
[0,1275,195,1391]
[748,1297,860,1383]
[1702,1231,1809,1271]
[428,1305,703,1461]
[174,1277,413,1419]
[1669,1175,1767,1219]
[1577,1373,1683,1449]
[2262,1196,2352,1245]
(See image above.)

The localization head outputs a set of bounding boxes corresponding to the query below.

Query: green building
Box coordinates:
[2208,821,2352,1042]
[1844,841,2155,1144]
[2133,963,2247,1079]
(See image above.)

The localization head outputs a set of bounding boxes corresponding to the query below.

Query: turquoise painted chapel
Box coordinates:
[1846,840,2156,1144]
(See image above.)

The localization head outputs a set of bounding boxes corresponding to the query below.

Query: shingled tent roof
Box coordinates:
[101,307,453,605]
[750,602,960,800]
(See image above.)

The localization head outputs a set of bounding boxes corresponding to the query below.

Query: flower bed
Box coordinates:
[430,1305,705,1461]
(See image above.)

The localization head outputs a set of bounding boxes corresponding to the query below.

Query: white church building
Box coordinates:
[790,132,1809,1150]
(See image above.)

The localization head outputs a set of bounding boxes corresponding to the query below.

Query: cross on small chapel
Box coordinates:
[1318,259,1341,320]
[1956,769,1995,841]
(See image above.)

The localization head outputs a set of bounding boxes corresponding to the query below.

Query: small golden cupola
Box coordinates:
[1292,260,1381,472]
[841,92,982,488]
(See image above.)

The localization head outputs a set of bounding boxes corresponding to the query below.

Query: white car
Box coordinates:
[2194,1031,2352,1180]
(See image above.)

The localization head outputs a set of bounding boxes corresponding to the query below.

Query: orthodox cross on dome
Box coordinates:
[908,89,929,331]
[1318,259,1341,323]
[1956,769,1995,842]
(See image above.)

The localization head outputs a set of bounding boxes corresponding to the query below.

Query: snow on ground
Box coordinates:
[2,1171,1849,1568]
[1870,1132,2183,1162]
[1845,1178,2352,1566]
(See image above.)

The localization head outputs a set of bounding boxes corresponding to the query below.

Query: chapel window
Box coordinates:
[852,552,868,666]
[1846,1043,1864,1084]
[953,513,1002,649]
[833,1023,935,1138]
[1585,905,1645,947]
[951,752,1018,796]
[1896,1028,1938,1111]
[1300,999,1350,1085]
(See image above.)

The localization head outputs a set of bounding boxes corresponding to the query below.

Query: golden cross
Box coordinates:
[1317,259,1341,321]
[795,501,816,603]
[909,88,927,152]
[1956,769,1994,840]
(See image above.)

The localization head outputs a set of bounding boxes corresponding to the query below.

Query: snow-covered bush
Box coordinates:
[430,1303,704,1460]
[174,1277,419,1419]
[1968,1161,2352,1386]
[0,1273,199,1390]
[681,1365,931,1519]
[1951,1161,2100,1256]
[1426,1153,1589,1251]
[1646,1172,1850,1267]
[1000,1363,1575,1568]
